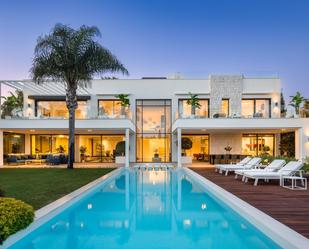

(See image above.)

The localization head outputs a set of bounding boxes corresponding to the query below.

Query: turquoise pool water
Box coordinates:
[7,168,281,249]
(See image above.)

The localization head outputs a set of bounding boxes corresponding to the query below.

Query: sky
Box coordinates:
[0,0,309,99]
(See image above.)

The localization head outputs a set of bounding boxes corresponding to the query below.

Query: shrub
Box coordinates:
[0,198,34,244]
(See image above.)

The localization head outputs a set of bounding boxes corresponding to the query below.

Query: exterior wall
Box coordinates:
[209,133,242,154]
[209,75,243,117]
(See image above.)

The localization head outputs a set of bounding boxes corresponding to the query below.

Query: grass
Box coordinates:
[0,168,115,210]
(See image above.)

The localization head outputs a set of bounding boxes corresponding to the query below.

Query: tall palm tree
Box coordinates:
[31,24,128,169]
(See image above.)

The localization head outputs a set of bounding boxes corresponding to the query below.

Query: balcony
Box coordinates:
[0,109,135,132]
[173,109,308,132]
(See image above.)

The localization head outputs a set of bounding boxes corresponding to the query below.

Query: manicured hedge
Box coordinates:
[0,198,34,244]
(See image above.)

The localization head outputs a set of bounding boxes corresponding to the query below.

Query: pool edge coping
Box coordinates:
[184,167,309,249]
[2,167,123,249]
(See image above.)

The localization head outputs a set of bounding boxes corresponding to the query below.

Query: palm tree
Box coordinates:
[289,91,304,116]
[186,92,201,115]
[31,24,128,169]
[1,90,23,118]
[116,94,130,116]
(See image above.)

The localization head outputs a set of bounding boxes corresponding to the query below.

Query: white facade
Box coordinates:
[0,75,308,166]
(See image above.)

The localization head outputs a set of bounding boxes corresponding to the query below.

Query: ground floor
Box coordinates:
[0,127,301,167]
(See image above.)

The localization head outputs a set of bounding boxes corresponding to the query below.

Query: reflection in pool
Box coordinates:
[8,169,281,249]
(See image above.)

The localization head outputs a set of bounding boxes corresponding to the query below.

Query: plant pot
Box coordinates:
[181,156,192,164]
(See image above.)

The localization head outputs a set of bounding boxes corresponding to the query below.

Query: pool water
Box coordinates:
[7,168,281,249]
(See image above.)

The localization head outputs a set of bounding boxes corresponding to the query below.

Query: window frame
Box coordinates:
[241,98,271,118]
[178,98,210,118]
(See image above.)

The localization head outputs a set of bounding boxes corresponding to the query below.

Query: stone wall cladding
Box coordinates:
[209,75,243,117]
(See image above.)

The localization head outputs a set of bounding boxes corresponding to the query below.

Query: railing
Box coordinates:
[1,109,133,121]
[174,108,307,121]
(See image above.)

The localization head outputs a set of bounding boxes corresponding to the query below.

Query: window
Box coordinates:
[178,99,209,118]
[31,135,68,154]
[221,99,229,117]
[77,135,124,162]
[242,134,274,156]
[98,100,121,117]
[3,133,25,155]
[36,101,87,119]
[241,99,271,118]
[136,100,171,162]
[182,135,209,161]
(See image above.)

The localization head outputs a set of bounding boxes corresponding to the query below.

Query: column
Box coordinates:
[125,128,130,167]
[0,131,3,166]
[25,134,31,155]
[295,128,303,160]
[177,128,182,168]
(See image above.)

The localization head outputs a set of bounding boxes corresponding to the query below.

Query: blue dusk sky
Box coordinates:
[0,0,309,98]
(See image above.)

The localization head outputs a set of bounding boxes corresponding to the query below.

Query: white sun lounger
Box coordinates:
[234,159,286,180]
[215,156,251,172]
[243,161,304,186]
[218,157,262,176]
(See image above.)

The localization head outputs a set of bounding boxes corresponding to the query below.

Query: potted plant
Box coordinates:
[186,92,201,118]
[181,137,193,164]
[80,146,87,163]
[224,145,232,154]
[289,91,304,118]
[116,94,130,118]
[115,141,126,164]
[56,145,65,154]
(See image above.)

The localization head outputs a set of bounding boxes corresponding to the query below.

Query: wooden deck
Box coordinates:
[191,167,309,238]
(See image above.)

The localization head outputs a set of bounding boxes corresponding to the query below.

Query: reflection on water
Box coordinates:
[9,169,281,249]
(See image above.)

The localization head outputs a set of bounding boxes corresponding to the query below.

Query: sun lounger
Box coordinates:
[234,159,286,180]
[243,161,304,186]
[215,156,251,172]
[218,157,262,176]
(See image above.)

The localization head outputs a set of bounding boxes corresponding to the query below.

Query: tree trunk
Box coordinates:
[68,108,75,169]
[66,86,78,169]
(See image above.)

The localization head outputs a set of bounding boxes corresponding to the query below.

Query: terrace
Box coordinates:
[192,167,309,238]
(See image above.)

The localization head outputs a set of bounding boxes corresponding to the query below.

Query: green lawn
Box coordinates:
[0,168,115,210]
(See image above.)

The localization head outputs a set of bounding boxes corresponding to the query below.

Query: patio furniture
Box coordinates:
[217,157,261,176]
[215,156,251,172]
[243,161,304,186]
[282,175,307,190]
[234,159,286,180]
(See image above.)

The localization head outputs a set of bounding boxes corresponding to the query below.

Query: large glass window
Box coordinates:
[136,100,171,162]
[3,133,25,155]
[31,135,69,155]
[178,99,209,118]
[221,99,229,117]
[242,134,274,156]
[182,135,209,161]
[241,99,271,118]
[77,135,124,162]
[98,100,121,117]
[36,101,87,119]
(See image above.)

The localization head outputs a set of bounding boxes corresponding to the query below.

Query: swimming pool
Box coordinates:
[3,168,307,249]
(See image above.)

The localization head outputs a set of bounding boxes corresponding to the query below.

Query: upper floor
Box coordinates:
[0,75,302,127]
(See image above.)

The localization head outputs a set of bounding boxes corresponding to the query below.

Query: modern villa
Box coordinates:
[1,74,308,167]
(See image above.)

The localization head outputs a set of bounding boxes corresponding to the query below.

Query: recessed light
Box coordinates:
[30,129,35,132]
[87,129,92,132]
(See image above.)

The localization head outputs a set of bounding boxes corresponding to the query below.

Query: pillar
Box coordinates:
[125,128,130,167]
[25,134,31,155]
[295,128,303,160]
[0,131,3,166]
[177,128,182,168]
